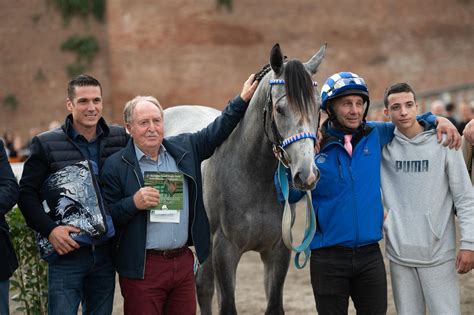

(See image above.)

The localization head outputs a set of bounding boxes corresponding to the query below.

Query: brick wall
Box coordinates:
[2,0,474,138]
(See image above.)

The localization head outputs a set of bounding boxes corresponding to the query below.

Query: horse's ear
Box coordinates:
[270,43,284,75]
[304,43,327,75]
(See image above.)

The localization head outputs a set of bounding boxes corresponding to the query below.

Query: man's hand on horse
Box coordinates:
[436,116,461,149]
[463,118,474,144]
[133,186,160,210]
[48,225,81,255]
[240,74,259,103]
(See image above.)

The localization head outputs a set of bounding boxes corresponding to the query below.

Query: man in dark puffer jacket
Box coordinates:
[19,74,128,315]
[0,140,19,315]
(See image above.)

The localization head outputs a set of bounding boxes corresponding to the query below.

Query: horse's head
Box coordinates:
[264,43,326,190]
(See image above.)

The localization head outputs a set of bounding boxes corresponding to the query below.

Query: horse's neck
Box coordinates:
[225,92,278,172]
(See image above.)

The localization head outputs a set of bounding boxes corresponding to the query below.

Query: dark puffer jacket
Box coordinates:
[18,114,129,238]
[0,140,19,280]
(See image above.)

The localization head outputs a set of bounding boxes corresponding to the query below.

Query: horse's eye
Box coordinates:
[275,106,285,115]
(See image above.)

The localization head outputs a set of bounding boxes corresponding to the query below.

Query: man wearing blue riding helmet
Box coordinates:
[275,71,460,314]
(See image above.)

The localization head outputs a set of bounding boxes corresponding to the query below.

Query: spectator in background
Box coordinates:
[430,99,446,116]
[445,102,460,132]
[0,139,19,315]
[3,130,22,162]
[462,118,474,185]
[19,127,41,161]
[48,120,61,131]
[367,107,389,122]
[462,134,473,185]
[458,102,473,134]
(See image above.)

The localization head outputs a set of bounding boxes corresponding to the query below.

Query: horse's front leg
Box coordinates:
[260,240,291,315]
[212,228,242,315]
[196,248,215,315]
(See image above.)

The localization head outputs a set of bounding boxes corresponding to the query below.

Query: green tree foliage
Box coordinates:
[61,35,100,77]
[3,94,19,110]
[7,208,48,315]
[52,0,106,24]
[217,0,233,11]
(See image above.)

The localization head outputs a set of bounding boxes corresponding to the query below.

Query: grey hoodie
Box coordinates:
[381,129,474,267]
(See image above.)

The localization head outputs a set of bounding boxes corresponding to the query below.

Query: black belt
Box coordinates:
[147,247,188,259]
[313,242,380,254]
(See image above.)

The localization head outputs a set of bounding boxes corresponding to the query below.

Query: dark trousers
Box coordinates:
[119,248,196,315]
[310,243,387,315]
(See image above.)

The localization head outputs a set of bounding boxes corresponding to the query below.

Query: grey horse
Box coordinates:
[164,43,326,315]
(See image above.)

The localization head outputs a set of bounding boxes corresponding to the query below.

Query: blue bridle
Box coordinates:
[266,79,318,165]
[267,79,318,269]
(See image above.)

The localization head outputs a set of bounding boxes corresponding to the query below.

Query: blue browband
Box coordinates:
[281,132,317,148]
[269,79,318,86]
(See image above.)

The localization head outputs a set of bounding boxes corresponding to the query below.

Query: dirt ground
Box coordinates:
[9,219,473,314]
[109,220,474,314]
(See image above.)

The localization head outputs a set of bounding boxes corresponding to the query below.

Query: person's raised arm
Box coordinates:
[187,73,259,162]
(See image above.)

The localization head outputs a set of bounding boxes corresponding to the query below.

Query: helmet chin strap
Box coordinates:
[326,100,370,134]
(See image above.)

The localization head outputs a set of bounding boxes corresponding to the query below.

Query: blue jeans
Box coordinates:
[48,245,115,315]
[0,280,9,315]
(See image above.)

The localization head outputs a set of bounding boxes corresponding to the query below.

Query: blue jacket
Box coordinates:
[100,96,248,279]
[276,115,436,249]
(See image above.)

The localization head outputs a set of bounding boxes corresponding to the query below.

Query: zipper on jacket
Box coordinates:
[337,155,344,179]
[349,165,359,246]
[121,155,148,279]
[87,160,108,235]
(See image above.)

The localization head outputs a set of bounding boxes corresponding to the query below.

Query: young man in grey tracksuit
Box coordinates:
[380,82,474,315]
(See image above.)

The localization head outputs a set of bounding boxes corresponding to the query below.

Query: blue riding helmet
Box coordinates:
[320,72,369,111]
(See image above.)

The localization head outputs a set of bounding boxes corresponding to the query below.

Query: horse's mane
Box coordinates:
[284,60,316,119]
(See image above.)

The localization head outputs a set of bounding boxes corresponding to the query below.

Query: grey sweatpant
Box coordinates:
[390,259,460,315]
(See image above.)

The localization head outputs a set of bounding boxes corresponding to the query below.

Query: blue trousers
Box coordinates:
[0,280,9,315]
[48,245,115,315]
[310,243,387,315]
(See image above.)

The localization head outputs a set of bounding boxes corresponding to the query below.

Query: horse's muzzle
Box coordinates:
[293,165,320,191]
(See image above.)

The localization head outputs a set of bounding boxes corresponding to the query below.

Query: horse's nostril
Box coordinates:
[293,171,303,188]
[293,169,318,190]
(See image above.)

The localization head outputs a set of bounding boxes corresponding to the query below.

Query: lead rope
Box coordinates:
[278,161,316,269]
